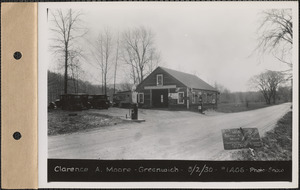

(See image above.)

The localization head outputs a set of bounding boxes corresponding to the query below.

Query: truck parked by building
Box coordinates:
[88,95,110,109]
[113,91,134,108]
[59,93,91,111]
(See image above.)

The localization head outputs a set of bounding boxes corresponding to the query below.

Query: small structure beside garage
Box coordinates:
[136,66,219,111]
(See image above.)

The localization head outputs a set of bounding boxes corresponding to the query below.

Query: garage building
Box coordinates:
[136,67,219,110]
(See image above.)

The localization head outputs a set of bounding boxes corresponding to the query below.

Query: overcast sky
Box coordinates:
[46,2,295,92]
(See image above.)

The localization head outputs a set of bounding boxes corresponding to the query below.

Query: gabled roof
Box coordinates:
[159,67,218,92]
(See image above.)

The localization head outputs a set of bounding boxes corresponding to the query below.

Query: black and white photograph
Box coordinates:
[38,1,298,188]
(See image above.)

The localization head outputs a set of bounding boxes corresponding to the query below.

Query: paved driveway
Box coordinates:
[48,103,292,160]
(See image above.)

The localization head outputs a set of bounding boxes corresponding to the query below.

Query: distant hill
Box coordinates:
[48,71,129,103]
[107,83,134,92]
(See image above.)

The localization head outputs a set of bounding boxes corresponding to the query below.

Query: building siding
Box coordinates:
[137,68,186,90]
[137,67,218,110]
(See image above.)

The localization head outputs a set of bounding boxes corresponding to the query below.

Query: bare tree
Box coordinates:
[249,70,285,104]
[121,26,161,84]
[214,82,233,103]
[89,29,114,95]
[256,9,293,75]
[122,47,139,84]
[69,51,84,93]
[147,49,161,75]
[277,86,292,102]
[113,34,120,95]
[120,82,134,91]
[214,82,227,93]
[50,9,87,94]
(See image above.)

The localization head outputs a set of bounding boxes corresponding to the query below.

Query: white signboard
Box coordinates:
[131,85,137,92]
[169,93,178,99]
[132,92,138,103]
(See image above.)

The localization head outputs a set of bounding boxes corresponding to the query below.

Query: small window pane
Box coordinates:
[178,92,184,104]
[139,93,144,103]
[157,74,163,86]
[203,93,207,103]
[192,92,196,103]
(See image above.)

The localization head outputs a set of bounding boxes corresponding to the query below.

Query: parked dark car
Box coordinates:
[60,93,91,111]
[113,91,132,108]
[54,99,62,108]
[88,95,110,109]
[48,102,57,110]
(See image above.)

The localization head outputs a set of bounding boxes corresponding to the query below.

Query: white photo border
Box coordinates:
[38,1,299,188]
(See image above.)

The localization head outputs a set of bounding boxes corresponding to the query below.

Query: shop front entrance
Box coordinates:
[152,89,168,108]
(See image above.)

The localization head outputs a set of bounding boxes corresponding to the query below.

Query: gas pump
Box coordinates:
[131,86,138,120]
[131,103,138,120]
[198,95,203,113]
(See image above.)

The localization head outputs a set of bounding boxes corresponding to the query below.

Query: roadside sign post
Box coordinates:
[221,128,263,150]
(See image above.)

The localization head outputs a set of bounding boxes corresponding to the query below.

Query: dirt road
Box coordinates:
[48,103,291,160]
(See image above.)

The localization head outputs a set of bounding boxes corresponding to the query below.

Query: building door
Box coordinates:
[152,89,168,108]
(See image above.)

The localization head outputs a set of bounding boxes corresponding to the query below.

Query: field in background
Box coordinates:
[216,101,287,113]
[231,111,292,160]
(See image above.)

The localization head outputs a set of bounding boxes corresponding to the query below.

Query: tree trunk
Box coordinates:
[273,91,276,104]
[101,71,104,94]
[113,39,119,95]
[113,64,117,94]
[104,73,107,95]
[140,69,144,84]
[266,96,271,104]
[64,48,68,94]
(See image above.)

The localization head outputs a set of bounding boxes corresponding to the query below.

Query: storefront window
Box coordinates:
[212,93,216,104]
[202,93,207,103]
[178,92,184,104]
[192,92,196,103]
[207,94,212,103]
[138,93,144,103]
